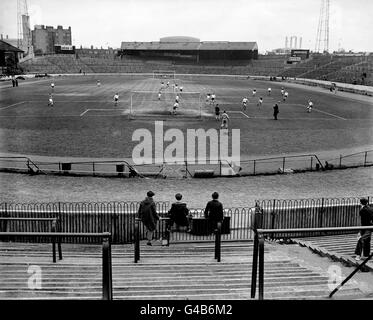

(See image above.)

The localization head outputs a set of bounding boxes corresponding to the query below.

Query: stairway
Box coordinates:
[292,233,373,271]
[0,241,364,300]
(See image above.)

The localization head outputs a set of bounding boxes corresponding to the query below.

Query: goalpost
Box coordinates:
[152,70,176,79]
[130,90,203,119]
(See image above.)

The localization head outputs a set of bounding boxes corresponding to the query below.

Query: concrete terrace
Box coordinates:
[0,240,370,300]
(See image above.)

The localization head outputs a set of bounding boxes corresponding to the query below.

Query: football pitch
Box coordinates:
[0,74,372,160]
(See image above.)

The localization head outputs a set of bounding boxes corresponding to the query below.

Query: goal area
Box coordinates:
[153,70,176,79]
[130,90,203,119]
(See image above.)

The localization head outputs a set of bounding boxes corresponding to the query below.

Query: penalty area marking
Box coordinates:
[230,111,250,119]
[288,103,347,120]
[311,107,347,120]
[80,108,127,117]
[0,101,26,111]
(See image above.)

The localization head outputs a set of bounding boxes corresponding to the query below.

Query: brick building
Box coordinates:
[32,25,72,55]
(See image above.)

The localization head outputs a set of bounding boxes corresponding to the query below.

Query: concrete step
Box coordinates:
[0,241,365,300]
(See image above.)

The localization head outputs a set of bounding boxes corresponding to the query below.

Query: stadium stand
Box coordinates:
[0,241,364,299]
[18,52,372,85]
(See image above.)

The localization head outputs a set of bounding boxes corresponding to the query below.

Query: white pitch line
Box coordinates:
[229,111,250,119]
[80,109,90,117]
[240,111,250,119]
[311,107,347,120]
[289,103,346,120]
[0,101,26,110]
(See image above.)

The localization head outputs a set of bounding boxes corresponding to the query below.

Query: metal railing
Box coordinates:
[0,217,62,262]
[0,201,170,244]
[134,218,223,263]
[0,231,113,300]
[1,150,371,178]
[251,226,373,300]
[134,217,171,263]
[254,196,371,237]
[325,150,373,169]
[0,202,254,243]
[329,250,373,298]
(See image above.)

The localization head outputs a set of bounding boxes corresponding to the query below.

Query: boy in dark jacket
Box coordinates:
[168,193,190,232]
[204,192,224,233]
[355,198,373,260]
[138,191,159,245]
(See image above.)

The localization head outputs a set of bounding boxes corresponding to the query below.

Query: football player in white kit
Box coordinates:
[283,91,288,101]
[206,93,211,103]
[267,87,272,96]
[172,101,179,115]
[211,93,216,105]
[48,94,54,107]
[114,93,119,106]
[242,97,248,111]
[307,100,313,113]
[220,110,230,129]
[257,97,263,107]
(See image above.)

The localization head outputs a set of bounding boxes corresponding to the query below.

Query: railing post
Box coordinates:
[270,199,276,239]
[214,222,222,262]
[253,160,256,175]
[134,218,140,263]
[92,162,95,176]
[258,235,265,300]
[282,157,285,173]
[310,156,313,171]
[364,151,367,167]
[3,203,8,239]
[318,198,324,230]
[56,218,63,260]
[251,232,259,299]
[51,220,57,263]
[339,154,342,168]
[102,232,113,300]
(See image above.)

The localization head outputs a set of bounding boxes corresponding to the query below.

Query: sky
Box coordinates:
[0,0,372,53]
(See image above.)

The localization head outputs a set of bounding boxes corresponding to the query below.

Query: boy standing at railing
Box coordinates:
[204,192,224,234]
[168,193,191,232]
[354,198,373,260]
[138,191,159,246]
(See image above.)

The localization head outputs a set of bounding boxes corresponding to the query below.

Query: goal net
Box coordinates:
[130,90,203,118]
[153,70,176,79]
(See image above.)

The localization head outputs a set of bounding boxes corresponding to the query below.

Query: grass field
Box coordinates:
[0,75,372,160]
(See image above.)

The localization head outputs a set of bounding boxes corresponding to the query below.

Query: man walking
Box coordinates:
[355,198,373,260]
[138,191,159,246]
[204,192,224,234]
[273,102,279,120]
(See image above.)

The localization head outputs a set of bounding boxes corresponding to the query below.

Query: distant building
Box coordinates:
[0,40,24,74]
[119,36,258,62]
[32,25,72,55]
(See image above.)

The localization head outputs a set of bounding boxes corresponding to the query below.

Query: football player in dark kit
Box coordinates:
[273,102,279,120]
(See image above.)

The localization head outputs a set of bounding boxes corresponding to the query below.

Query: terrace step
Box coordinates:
[0,241,365,300]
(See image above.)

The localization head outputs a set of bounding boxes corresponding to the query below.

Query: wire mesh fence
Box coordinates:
[0,151,371,178]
